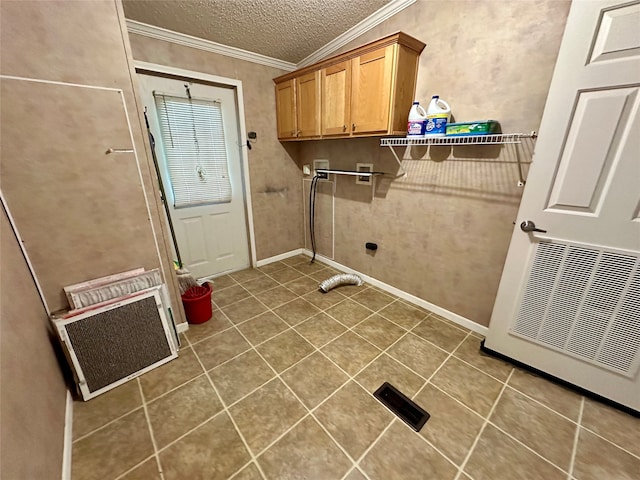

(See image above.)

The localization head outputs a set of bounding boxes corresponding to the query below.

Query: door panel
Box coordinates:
[486,0,640,411]
[296,71,320,137]
[137,74,250,279]
[275,79,297,140]
[321,61,351,136]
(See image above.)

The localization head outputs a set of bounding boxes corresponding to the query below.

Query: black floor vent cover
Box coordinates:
[374,382,430,432]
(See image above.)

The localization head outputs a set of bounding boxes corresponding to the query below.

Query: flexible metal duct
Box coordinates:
[318,273,364,293]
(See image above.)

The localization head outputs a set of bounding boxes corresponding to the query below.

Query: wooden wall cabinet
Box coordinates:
[274,32,425,141]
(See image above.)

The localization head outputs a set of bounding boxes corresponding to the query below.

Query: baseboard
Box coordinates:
[302,249,488,336]
[255,248,305,267]
[61,389,73,480]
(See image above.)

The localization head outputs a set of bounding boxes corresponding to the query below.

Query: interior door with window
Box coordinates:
[137,74,250,279]
[486,0,640,410]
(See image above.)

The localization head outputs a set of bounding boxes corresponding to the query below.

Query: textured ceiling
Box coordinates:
[122,0,392,63]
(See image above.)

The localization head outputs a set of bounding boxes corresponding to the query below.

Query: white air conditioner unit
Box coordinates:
[52,285,178,400]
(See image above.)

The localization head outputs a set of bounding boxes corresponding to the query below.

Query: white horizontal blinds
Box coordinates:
[154,93,232,207]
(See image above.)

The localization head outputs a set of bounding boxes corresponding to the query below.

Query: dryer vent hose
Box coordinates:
[318,273,364,293]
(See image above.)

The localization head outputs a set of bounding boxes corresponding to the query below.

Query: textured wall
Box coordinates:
[299,0,571,326]
[129,34,304,260]
[0,208,67,479]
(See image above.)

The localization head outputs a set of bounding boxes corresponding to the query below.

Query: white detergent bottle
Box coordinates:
[407,101,427,137]
[425,96,451,137]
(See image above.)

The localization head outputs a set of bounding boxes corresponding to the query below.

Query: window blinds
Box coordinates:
[153,93,232,207]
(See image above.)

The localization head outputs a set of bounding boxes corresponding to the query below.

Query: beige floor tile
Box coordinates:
[429,312,471,333]
[268,266,305,284]
[232,462,263,479]
[160,413,251,480]
[295,312,347,347]
[229,268,265,283]
[119,457,160,480]
[453,336,513,381]
[360,421,458,480]
[353,314,407,349]
[212,284,251,307]
[415,384,484,465]
[431,357,503,417]
[387,333,448,379]
[334,283,367,297]
[73,379,141,439]
[255,285,298,309]
[281,254,310,266]
[307,266,339,281]
[139,348,203,401]
[344,468,367,480]
[356,353,425,397]
[221,297,268,324]
[581,398,640,457]
[273,297,320,326]
[286,276,321,295]
[573,428,640,480]
[209,350,275,405]
[184,310,232,344]
[322,331,381,376]
[315,381,394,459]
[303,289,346,310]
[412,316,468,352]
[281,352,349,409]
[257,261,287,274]
[325,298,373,327]
[292,261,327,275]
[256,329,315,373]
[378,301,428,329]
[72,409,153,480]
[465,424,565,480]
[237,311,289,345]
[146,375,222,448]
[258,416,351,479]
[192,328,250,370]
[508,368,582,421]
[351,288,395,311]
[230,378,307,453]
[490,388,576,469]
[210,274,237,290]
[241,275,279,294]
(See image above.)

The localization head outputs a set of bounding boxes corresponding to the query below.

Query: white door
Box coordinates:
[136,74,250,279]
[486,0,640,411]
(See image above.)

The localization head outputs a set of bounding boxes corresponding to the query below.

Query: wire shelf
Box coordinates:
[380,132,537,147]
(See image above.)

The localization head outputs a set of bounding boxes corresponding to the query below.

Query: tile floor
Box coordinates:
[71,254,640,480]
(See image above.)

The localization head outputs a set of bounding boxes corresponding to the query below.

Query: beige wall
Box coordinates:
[299,0,571,326]
[128,35,304,261]
[1,208,68,478]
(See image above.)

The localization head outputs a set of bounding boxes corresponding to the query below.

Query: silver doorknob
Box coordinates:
[520,220,547,233]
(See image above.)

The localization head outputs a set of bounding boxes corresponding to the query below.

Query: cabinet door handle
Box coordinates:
[343,125,347,132]
[352,123,356,131]
[297,130,302,136]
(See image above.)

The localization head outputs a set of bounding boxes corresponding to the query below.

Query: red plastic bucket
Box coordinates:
[181,283,212,324]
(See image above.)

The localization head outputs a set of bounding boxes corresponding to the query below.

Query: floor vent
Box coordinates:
[374,382,430,432]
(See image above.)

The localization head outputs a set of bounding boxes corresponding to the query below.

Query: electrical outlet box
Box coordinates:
[356,163,374,185]
[303,164,311,176]
[313,159,329,178]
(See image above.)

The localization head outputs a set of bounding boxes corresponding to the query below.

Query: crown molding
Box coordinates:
[296,0,416,68]
[126,19,297,72]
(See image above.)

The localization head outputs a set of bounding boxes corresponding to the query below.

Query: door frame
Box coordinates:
[133,61,257,270]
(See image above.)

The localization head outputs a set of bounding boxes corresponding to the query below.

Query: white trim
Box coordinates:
[176,322,189,334]
[296,0,417,67]
[301,249,489,335]
[61,390,73,480]
[126,20,296,72]
[255,249,305,267]
[133,61,258,271]
[0,74,122,92]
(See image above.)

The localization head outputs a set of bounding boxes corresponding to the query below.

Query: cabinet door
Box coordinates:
[350,45,395,134]
[321,61,351,136]
[296,71,321,138]
[275,79,297,140]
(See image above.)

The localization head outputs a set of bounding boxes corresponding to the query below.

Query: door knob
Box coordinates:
[343,125,347,132]
[520,220,547,233]
[352,123,356,131]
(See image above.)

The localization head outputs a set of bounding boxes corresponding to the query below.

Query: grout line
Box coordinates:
[72,405,145,444]
[502,383,580,425]
[567,397,584,479]
[112,454,158,480]
[578,421,640,461]
[454,369,514,480]
[136,378,165,480]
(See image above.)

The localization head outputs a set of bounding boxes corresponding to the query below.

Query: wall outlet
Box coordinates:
[303,164,311,176]
[356,163,374,185]
[313,159,329,178]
